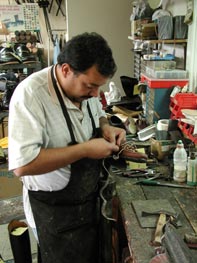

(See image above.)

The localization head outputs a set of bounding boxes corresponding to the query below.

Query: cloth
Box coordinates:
[8,65,106,228]
[53,36,60,64]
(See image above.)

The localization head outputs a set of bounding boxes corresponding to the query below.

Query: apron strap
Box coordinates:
[87,101,97,135]
[51,65,77,144]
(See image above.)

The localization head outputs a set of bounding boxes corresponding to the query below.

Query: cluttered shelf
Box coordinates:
[128,36,187,45]
[0,62,42,74]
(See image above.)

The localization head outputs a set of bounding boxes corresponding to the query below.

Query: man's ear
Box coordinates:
[62,63,72,77]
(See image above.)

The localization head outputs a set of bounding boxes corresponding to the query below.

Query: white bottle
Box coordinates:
[173,140,187,182]
[187,152,197,186]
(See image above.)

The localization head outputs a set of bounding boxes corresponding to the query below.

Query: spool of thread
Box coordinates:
[157,119,169,131]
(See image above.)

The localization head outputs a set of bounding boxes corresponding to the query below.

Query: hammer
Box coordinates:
[142,210,179,246]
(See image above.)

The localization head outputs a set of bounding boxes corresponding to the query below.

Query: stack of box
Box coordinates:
[170,93,197,119]
[141,60,188,79]
[141,74,189,124]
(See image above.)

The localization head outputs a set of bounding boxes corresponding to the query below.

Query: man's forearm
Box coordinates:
[99,116,110,130]
[13,144,87,177]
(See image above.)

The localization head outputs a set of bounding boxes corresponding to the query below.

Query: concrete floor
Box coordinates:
[0,219,37,263]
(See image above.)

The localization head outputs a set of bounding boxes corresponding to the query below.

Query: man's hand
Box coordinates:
[101,124,126,146]
[99,116,126,146]
[83,138,120,159]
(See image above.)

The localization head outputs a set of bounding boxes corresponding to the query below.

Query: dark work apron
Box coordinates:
[28,66,102,263]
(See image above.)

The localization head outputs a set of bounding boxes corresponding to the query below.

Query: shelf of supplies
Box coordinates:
[128,36,187,44]
[0,62,42,71]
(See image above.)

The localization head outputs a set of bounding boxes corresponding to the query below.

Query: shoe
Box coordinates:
[109,115,125,129]
[14,44,37,63]
[113,141,148,163]
[0,47,21,64]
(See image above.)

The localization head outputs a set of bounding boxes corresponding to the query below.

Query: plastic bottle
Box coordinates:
[173,140,187,182]
[187,152,197,186]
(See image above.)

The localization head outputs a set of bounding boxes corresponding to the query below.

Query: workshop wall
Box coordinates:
[66,0,132,95]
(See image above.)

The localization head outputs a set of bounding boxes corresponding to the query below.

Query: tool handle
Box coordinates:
[140,180,159,186]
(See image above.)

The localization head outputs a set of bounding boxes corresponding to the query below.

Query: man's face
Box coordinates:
[60,64,109,103]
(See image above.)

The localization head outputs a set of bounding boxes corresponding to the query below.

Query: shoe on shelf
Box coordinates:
[113,141,148,163]
[109,115,125,129]
[0,47,21,65]
[14,44,37,63]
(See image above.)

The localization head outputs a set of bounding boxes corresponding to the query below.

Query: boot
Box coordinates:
[8,219,32,263]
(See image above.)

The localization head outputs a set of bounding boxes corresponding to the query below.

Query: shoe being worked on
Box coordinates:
[113,141,148,163]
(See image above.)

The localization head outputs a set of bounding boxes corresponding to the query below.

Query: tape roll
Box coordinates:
[157,119,169,131]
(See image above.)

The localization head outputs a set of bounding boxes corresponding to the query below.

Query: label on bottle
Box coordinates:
[173,169,186,182]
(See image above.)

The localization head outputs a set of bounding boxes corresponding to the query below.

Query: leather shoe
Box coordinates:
[0,47,21,64]
[14,44,37,63]
[113,141,148,163]
[109,115,125,129]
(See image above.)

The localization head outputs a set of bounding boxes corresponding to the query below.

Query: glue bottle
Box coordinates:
[173,140,187,182]
[187,152,197,186]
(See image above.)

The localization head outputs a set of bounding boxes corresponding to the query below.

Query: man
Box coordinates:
[8,32,126,263]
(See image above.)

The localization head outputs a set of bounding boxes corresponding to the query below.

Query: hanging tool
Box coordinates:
[37,0,55,46]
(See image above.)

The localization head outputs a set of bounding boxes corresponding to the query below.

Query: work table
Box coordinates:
[114,172,197,263]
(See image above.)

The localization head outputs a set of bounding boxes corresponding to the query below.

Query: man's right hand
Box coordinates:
[82,138,119,159]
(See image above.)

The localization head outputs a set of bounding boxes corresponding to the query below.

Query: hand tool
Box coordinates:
[142,210,179,246]
[133,173,163,184]
[136,179,196,188]
[121,169,156,178]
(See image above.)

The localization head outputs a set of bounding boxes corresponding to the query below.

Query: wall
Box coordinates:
[65,0,133,94]
[186,0,197,92]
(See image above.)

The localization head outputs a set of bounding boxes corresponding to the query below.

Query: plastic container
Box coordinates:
[173,140,187,182]
[144,67,188,79]
[187,152,197,186]
[137,124,156,141]
[141,74,189,89]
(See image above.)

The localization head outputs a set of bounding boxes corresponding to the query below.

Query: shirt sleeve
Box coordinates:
[8,81,46,170]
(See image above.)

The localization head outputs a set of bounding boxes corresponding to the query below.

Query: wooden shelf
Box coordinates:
[128,36,187,44]
[0,61,42,71]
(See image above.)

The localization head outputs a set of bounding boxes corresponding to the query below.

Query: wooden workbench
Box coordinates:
[114,173,197,263]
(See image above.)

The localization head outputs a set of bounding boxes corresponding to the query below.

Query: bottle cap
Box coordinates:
[177,140,183,147]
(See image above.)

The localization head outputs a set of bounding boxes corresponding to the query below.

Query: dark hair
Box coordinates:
[57,32,117,77]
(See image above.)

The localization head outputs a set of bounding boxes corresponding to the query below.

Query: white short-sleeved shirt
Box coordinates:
[8,66,106,228]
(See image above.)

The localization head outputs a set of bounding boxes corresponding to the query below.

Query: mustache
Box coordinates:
[69,95,92,102]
